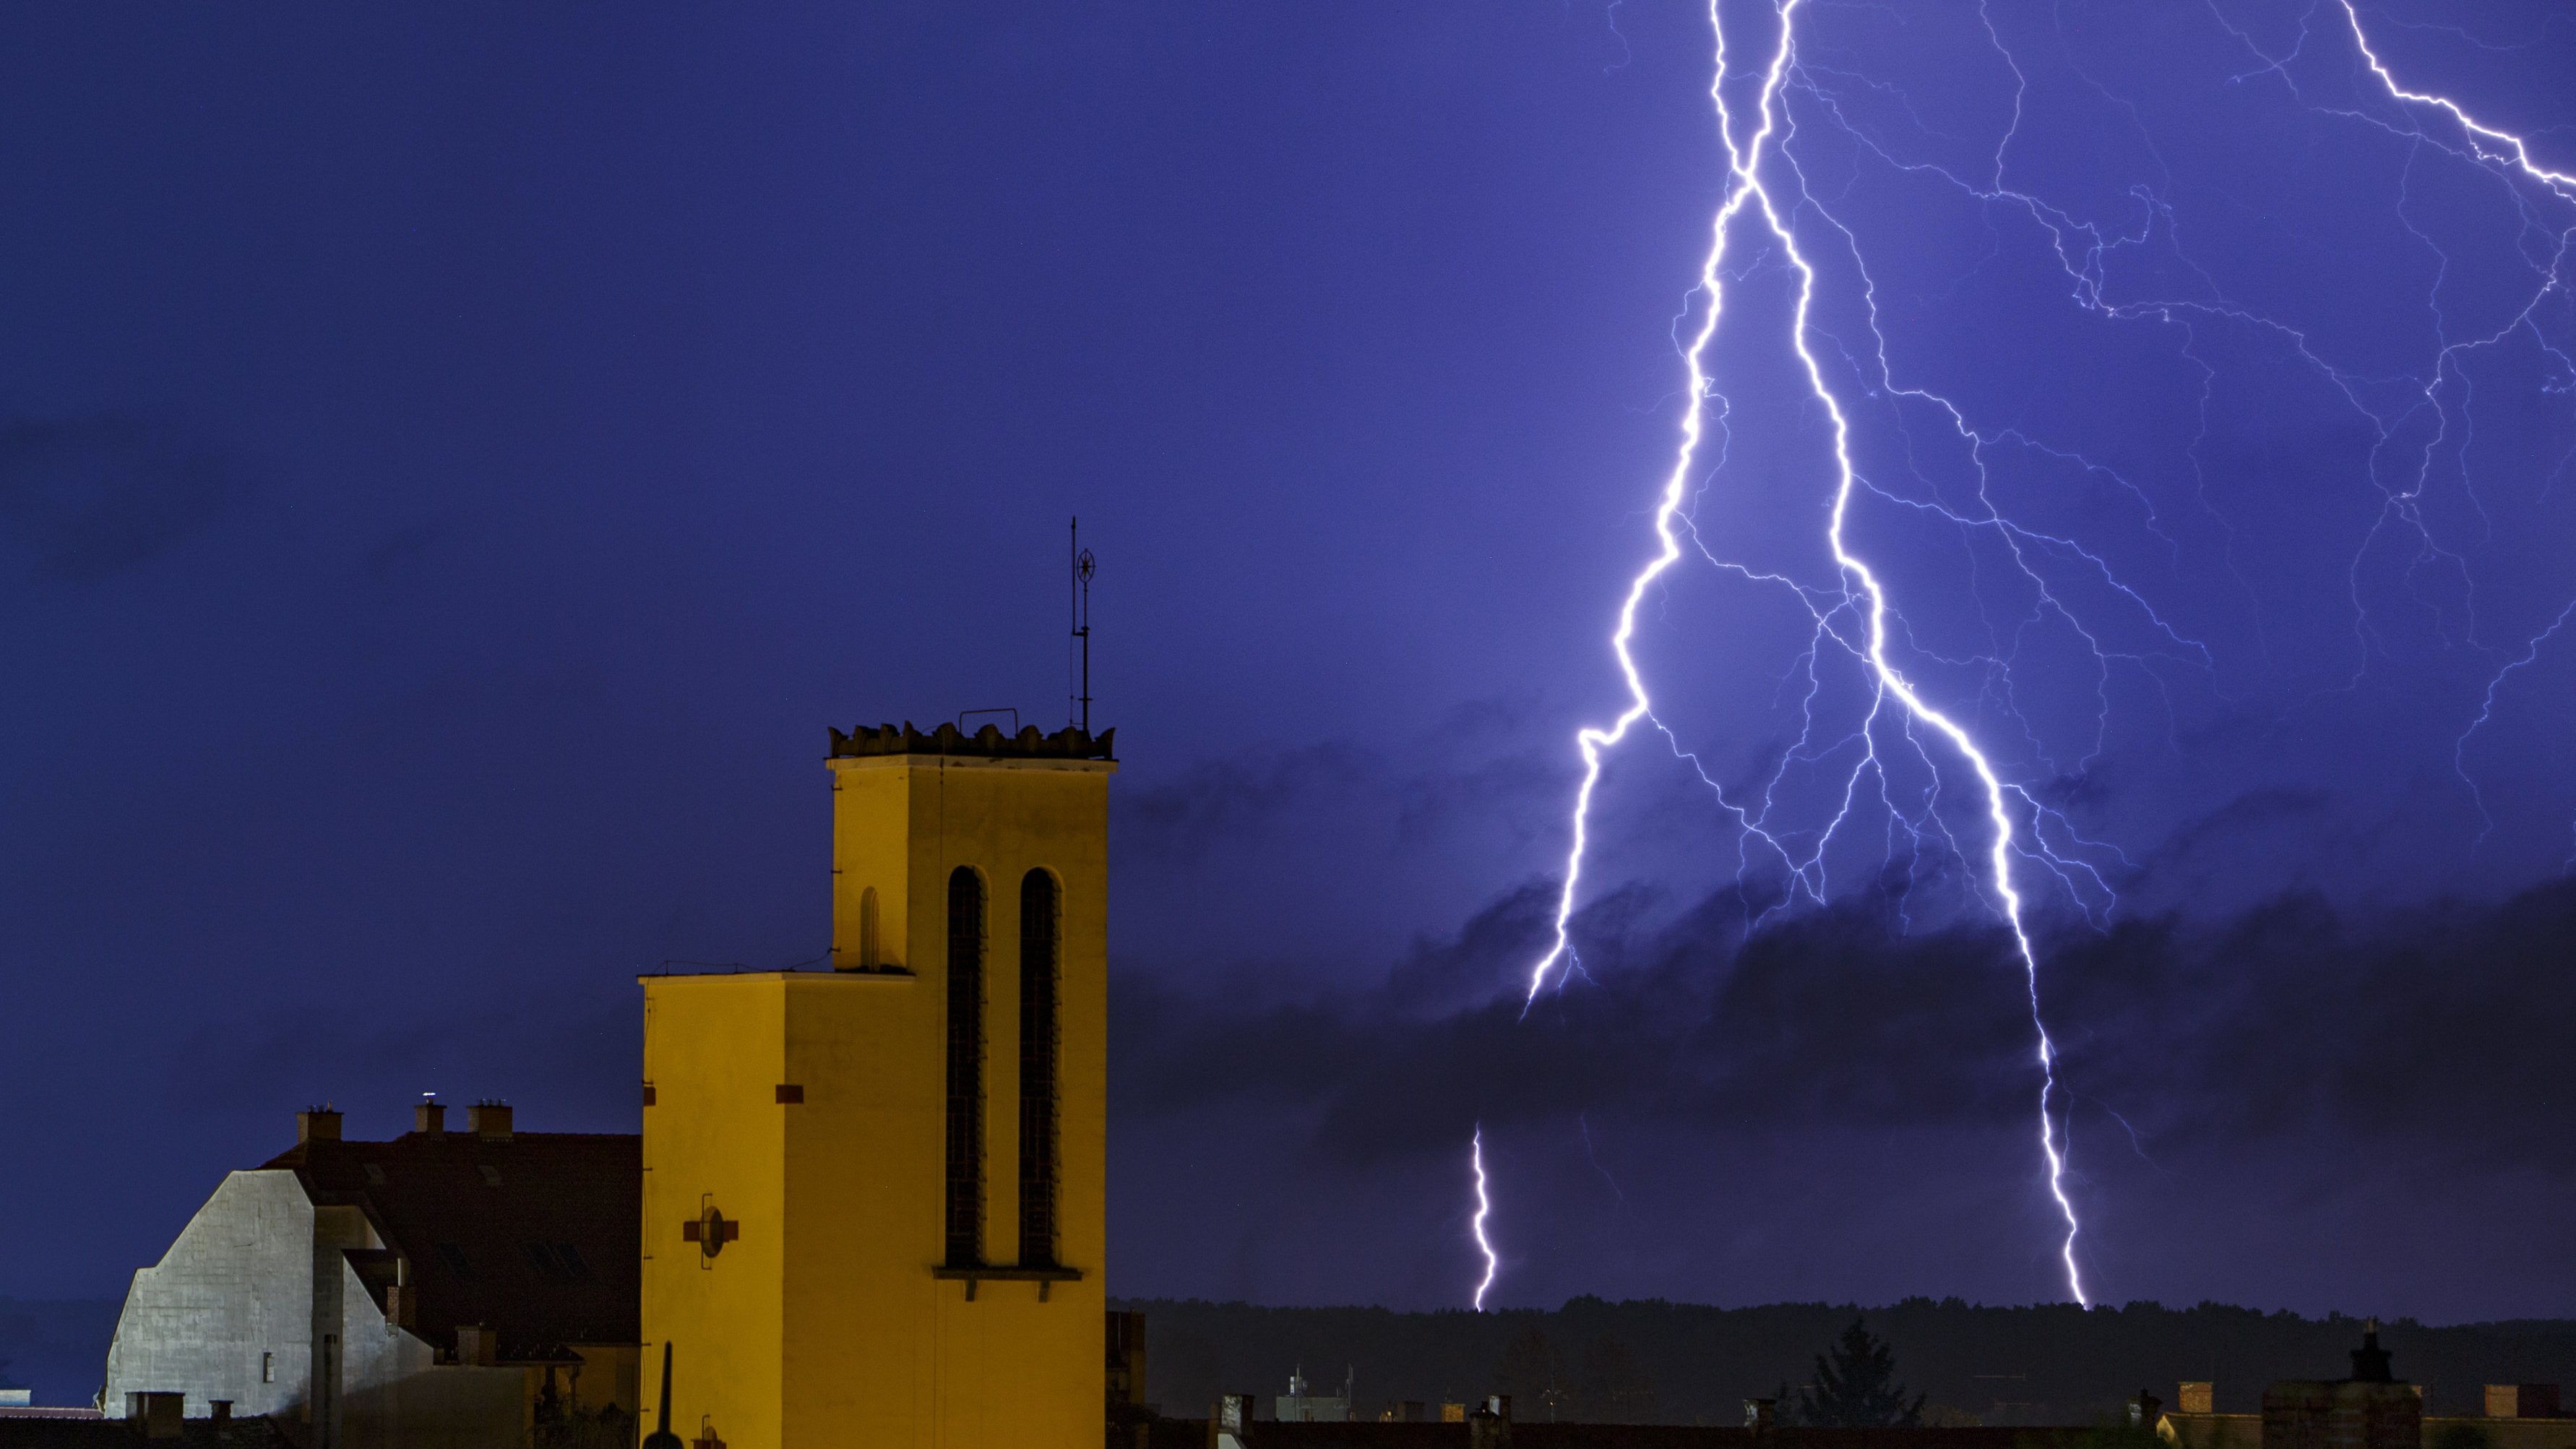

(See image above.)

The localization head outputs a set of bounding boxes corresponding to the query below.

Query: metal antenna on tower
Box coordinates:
[1069,517,1095,734]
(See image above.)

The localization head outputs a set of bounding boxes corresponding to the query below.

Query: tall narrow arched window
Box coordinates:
[944,867,986,1266]
[1017,869,1061,1267]
[857,886,879,969]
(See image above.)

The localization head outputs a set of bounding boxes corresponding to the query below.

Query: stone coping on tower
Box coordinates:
[828,721,1115,761]
[636,966,918,981]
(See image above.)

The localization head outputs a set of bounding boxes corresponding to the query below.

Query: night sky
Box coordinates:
[4,4,2572,1324]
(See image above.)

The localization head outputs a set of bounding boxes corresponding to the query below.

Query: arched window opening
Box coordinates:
[857,886,879,969]
[1017,869,1061,1266]
[944,867,986,1266]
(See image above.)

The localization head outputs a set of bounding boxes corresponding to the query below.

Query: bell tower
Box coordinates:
[641,720,1115,1449]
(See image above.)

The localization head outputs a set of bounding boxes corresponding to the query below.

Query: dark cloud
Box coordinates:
[0,416,236,582]
[2045,884,2576,1170]
[1392,749,1558,847]
[1116,741,1379,854]
[1113,882,2031,1164]
[1115,711,1564,862]
[1115,875,2576,1177]
[2142,786,2335,872]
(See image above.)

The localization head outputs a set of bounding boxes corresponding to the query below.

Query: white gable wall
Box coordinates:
[104,1169,318,1419]
[104,1166,530,1447]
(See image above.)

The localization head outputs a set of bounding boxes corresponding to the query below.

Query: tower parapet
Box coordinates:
[829,721,1113,761]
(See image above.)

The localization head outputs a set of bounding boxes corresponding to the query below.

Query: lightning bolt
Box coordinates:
[1518,0,2576,1312]
[1525,0,2092,1305]
[1469,1126,1500,1312]
[1577,1113,1629,1208]
[2330,2,2576,199]
[1515,0,2576,1310]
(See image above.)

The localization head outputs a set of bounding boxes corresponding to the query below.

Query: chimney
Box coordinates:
[1211,1394,1256,1449]
[467,1100,513,1141]
[125,1392,184,1439]
[2132,1391,2165,1427]
[2180,1383,2215,1415]
[210,1401,232,1430]
[456,1324,497,1367]
[2489,1385,2562,1419]
[296,1106,342,1144]
[415,1099,447,1136]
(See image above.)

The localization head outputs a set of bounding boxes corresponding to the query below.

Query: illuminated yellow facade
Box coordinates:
[641,723,1113,1448]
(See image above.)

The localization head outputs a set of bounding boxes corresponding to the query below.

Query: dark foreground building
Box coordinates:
[2260,1325,2418,1449]
[1134,1425,2086,1449]
[1118,1328,2573,1449]
[2161,1323,2575,1449]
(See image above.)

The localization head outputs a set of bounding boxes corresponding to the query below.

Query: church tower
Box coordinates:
[640,721,1114,1448]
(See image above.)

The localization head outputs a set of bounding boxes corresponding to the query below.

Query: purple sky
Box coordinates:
[3,2,2572,1321]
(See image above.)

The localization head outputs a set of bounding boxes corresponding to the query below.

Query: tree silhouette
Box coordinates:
[1792,1317,1925,1427]
[1491,1327,1561,1419]
[1576,1334,1657,1423]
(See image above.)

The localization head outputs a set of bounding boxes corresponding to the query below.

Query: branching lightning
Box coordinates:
[1525,0,2093,1305]
[2215,4,2576,830]
[2330,2,2576,200]
[1517,0,2576,1311]
[2296,1,2576,848]
[1469,1126,1500,1312]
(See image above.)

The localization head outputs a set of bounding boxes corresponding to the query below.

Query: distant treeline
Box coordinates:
[1111,1298,2576,1427]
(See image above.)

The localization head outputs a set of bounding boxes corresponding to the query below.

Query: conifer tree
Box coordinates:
[1791,1318,1926,1427]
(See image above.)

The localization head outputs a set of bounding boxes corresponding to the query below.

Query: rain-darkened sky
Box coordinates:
[4,2,2572,1321]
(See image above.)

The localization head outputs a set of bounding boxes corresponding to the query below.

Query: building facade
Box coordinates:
[639,721,1114,1448]
[1275,1367,1356,1423]
[101,1103,639,1449]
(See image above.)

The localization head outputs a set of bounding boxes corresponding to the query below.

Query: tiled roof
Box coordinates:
[259,1130,638,1362]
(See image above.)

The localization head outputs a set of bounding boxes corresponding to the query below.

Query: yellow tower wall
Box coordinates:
[639,976,789,1449]
[643,739,1111,1449]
